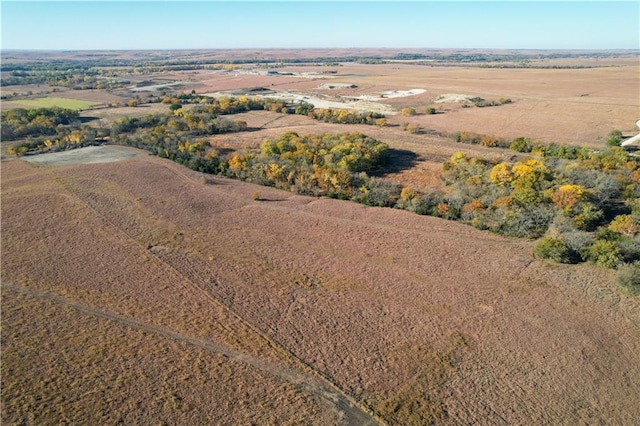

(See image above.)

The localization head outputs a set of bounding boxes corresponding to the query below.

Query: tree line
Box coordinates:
[1,107,81,141]
[4,100,638,292]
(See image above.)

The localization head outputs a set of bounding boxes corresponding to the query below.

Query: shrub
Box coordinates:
[562,230,594,261]
[295,102,314,115]
[426,107,437,115]
[480,134,499,147]
[586,239,622,268]
[498,205,554,238]
[626,198,640,220]
[534,237,571,263]
[609,214,638,237]
[572,202,604,231]
[617,237,640,263]
[616,261,640,295]
[400,187,418,201]
[606,130,623,147]
[354,178,401,207]
[510,187,540,207]
[405,123,420,134]
[551,184,585,210]
[510,137,533,153]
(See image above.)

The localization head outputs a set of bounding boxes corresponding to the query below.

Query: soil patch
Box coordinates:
[21,146,138,166]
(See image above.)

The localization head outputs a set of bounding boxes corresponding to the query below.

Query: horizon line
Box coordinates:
[3,47,639,52]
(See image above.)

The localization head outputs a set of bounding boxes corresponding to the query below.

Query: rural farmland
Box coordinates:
[2,2,640,423]
[3,96,99,110]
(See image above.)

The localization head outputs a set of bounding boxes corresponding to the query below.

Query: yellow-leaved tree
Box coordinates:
[609,214,638,237]
[489,163,513,186]
[551,184,586,211]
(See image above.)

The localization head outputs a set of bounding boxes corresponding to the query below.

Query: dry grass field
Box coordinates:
[2,88,127,110]
[4,50,635,145]
[2,49,639,425]
[3,149,639,424]
[54,57,627,147]
[192,60,639,145]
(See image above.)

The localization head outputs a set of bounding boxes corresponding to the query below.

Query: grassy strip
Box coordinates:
[13,97,99,110]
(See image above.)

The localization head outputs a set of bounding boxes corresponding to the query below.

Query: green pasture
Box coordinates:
[12,97,99,110]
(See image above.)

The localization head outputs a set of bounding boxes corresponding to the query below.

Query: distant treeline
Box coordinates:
[3,51,635,86]
[447,130,628,158]
[3,51,633,71]
[1,94,386,144]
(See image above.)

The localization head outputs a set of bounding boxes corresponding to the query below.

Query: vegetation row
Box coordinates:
[3,100,638,293]
[2,51,625,88]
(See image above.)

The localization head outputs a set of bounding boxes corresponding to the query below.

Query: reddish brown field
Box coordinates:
[2,151,639,424]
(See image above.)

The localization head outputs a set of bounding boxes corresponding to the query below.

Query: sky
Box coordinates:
[1,1,638,50]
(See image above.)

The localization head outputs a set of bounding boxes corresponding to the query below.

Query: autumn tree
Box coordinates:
[609,215,638,237]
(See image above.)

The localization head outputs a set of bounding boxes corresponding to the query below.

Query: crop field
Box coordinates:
[4,96,99,110]
[2,150,639,424]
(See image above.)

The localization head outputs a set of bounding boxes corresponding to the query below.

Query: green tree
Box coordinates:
[606,130,623,147]
[509,137,533,153]
[534,237,571,263]
[587,240,622,268]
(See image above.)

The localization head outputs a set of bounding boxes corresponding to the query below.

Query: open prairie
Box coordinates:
[2,48,640,425]
[3,49,637,145]
[2,150,639,424]
[190,60,639,145]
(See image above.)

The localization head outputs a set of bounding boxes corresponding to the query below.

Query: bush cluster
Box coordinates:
[7,99,640,283]
[308,108,385,125]
[226,132,393,202]
[1,107,80,141]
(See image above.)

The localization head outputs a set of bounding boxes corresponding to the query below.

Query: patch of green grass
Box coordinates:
[15,97,99,110]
